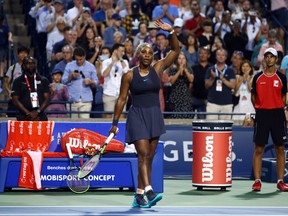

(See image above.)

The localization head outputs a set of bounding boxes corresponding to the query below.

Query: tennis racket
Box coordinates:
[78,129,118,179]
[66,143,90,194]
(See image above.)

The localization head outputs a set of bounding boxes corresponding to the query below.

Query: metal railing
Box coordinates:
[0,100,249,119]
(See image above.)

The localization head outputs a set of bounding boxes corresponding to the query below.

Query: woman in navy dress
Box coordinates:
[109,20,180,208]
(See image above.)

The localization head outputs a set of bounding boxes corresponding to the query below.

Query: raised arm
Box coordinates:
[153,20,180,77]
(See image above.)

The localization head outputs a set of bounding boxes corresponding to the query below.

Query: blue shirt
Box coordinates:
[53,60,69,74]
[62,60,98,103]
[103,26,127,48]
[152,4,179,26]
[92,9,105,22]
[29,5,55,33]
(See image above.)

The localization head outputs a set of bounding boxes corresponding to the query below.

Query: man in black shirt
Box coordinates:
[191,46,212,119]
[12,56,51,121]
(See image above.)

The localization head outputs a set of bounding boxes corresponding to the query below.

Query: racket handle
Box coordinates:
[66,143,73,159]
[106,128,118,144]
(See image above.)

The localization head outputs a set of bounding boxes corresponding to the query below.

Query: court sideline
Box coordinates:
[0,179,288,215]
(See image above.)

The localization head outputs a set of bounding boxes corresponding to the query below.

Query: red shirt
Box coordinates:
[251,70,287,109]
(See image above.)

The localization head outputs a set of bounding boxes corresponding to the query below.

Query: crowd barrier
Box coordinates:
[0,121,164,192]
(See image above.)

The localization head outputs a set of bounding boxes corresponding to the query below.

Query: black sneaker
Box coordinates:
[132,194,150,208]
[146,190,163,207]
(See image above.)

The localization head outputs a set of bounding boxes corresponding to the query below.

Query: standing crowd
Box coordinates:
[0,0,287,121]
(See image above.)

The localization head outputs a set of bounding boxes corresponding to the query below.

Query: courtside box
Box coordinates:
[192,120,233,190]
[261,158,288,183]
[0,121,164,193]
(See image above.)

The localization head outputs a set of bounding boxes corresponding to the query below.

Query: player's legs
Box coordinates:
[253,144,265,179]
[275,145,286,180]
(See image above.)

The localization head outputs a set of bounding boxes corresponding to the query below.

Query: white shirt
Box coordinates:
[67,7,79,29]
[29,5,55,33]
[101,58,129,97]
[241,17,261,51]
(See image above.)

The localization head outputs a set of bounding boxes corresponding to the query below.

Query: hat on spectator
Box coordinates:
[148,21,157,30]
[264,47,278,57]
[174,18,184,28]
[83,7,91,14]
[51,68,63,75]
[54,0,64,4]
[112,13,122,20]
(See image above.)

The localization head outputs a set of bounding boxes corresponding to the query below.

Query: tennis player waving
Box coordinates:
[109,19,180,208]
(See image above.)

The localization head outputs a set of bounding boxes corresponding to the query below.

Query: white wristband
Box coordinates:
[169,29,175,34]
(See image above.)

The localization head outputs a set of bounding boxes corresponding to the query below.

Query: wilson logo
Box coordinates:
[202,135,214,182]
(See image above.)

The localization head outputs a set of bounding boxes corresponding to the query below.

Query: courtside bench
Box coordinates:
[0,122,164,193]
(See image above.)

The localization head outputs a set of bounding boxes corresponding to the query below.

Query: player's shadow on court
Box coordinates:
[179,188,230,196]
[99,207,159,215]
[235,191,279,200]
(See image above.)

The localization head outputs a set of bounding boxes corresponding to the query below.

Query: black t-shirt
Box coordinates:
[192,63,212,99]
[12,74,50,112]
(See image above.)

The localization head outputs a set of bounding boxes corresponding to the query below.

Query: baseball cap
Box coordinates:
[174,18,184,28]
[264,47,278,57]
[51,68,63,75]
[111,13,122,20]
[54,0,64,4]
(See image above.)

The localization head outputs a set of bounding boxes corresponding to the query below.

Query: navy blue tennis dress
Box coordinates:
[125,66,166,144]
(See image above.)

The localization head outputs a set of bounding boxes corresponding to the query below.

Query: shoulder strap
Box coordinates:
[10,64,16,85]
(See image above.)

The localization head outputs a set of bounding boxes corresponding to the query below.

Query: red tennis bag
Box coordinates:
[61,128,124,155]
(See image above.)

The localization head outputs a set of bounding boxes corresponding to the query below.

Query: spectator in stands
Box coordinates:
[230,0,251,21]
[181,32,198,69]
[122,1,150,38]
[46,68,69,118]
[270,0,288,46]
[94,46,111,80]
[183,5,205,38]
[232,59,254,121]
[138,0,158,20]
[101,43,129,118]
[144,21,158,46]
[89,35,104,65]
[223,20,248,64]
[62,47,98,118]
[46,0,72,38]
[103,13,127,48]
[67,0,84,29]
[205,0,216,19]
[251,47,288,192]
[251,18,269,67]
[173,18,185,48]
[280,54,288,82]
[123,37,134,65]
[133,22,149,51]
[241,10,261,61]
[256,29,283,69]
[229,50,244,76]
[191,46,212,119]
[214,10,232,40]
[0,15,13,93]
[211,0,224,24]
[12,56,51,121]
[92,0,113,36]
[152,0,179,26]
[210,35,225,64]
[168,52,194,118]
[178,0,193,24]
[53,45,74,77]
[205,48,236,120]
[79,27,97,60]
[153,32,170,61]
[198,19,214,50]
[4,46,30,117]
[100,7,115,36]
[46,16,67,62]
[109,20,179,208]
[75,7,97,44]
[51,26,73,64]
[29,0,55,75]
[119,0,132,18]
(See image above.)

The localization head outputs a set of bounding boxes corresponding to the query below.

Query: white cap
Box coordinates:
[264,47,278,57]
[174,18,184,28]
